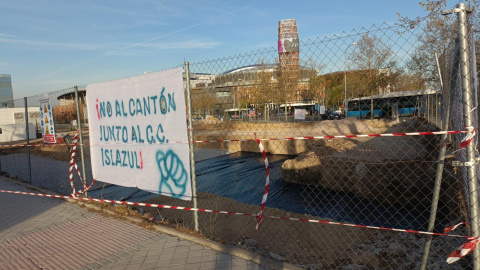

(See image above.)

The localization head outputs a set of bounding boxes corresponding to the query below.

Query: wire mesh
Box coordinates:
[0,13,479,269]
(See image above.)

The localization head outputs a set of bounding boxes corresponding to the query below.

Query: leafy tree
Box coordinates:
[398,0,479,88]
[250,62,276,115]
[349,33,396,97]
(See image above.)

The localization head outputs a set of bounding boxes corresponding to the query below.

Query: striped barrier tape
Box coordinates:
[0,130,469,148]
[459,126,476,148]
[444,222,478,264]
[254,133,269,231]
[68,130,95,197]
[68,131,80,195]
[0,188,471,238]
[444,222,468,233]
[447,237,480,264]
[0,189,474,263]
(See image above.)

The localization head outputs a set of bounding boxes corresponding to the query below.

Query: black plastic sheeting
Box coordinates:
[88,152,433,230]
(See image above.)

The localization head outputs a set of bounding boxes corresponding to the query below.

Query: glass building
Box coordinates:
[0,74,13,108]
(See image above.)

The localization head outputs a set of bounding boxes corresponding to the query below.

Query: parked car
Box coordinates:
[325,109,344,120]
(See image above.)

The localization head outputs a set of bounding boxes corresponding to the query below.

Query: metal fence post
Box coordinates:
[420,51,454,270]
[24,97,31,183]
[74,86,88,196]
[457,3,480,269]
[185,62,199,231]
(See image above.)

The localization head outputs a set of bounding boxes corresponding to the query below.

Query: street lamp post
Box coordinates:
[344,42,357,109]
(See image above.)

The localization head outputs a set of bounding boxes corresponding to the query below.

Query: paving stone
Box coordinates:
[217,258,233,268]
[158,252,174,261]
[187,255,203,264]
[140,261,157,270]
[188,249,204,257]
[109,265,127,270]
[200,261,217,269]
[0,178,270,270]
[124,263,143,270]
[173,251,189,259]
[171,257,188,266]
[201,254,217,262]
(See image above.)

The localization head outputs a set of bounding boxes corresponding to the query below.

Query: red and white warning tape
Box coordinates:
[0,189,476,263]
[0,188,470,239]
[444,222,478,264]
[444,222,468,233]
[0,130,468,148]
[68,130,95,197]
[447,237,480,264]
[459,126,476,148]
[254,133,269,230]
[68,131,80,195]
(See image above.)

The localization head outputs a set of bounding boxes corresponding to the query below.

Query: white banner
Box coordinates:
[294,109,306,120]
[86,68,192,200]
[39,94,56,143]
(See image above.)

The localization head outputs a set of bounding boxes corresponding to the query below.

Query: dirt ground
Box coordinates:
[136,192,375,268]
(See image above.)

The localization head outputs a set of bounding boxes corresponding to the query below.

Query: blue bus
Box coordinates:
[346,89,441,119]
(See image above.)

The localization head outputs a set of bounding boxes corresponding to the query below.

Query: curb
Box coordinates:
[0,176,302,270]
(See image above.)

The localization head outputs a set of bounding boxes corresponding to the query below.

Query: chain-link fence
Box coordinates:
[1,4,480,269]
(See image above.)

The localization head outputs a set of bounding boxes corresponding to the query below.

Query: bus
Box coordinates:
[224,108,250,120]
[346,89,441,119]
[279,102,317,116]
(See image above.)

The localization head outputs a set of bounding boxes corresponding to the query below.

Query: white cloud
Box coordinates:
[137,40,220,50]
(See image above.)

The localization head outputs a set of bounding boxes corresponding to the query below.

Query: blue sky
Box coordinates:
[0,1,443,98]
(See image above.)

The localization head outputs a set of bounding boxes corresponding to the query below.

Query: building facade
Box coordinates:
[0,74,14,108]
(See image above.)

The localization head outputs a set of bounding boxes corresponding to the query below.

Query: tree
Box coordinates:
[391,70,426,91]
[349,33,396,96]
[191,88,217,117]
[398,0,480,88]
[348,33,396,118]
[274,62,299,121]
[250,62,276,118]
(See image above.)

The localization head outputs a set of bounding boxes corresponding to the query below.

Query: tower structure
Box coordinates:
[278,19,299,102]
[0,74,13,108]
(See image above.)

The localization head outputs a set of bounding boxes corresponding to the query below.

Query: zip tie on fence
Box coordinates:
[254,133,269,231]
[0,188,475,264]
[0,130,469,148]
[466,106,477,117]
[68,130,95,197]
[459,126,476,148]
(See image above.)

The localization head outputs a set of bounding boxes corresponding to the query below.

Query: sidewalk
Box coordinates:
[0,178,297,270]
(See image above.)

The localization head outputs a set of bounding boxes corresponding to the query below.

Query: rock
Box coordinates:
[306,264,323,270]
[355,163,367,178]
[282,156,322,185]
[358,244,368,251]
[428,260,449,270]
[342,264,367,270]
[350,251,379,269]
[138,208,144,214]
[269,252,286,261]
[386,242,407,256]
[417,237,426,247]
[376,240,385,248]
[242,238,257,248]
